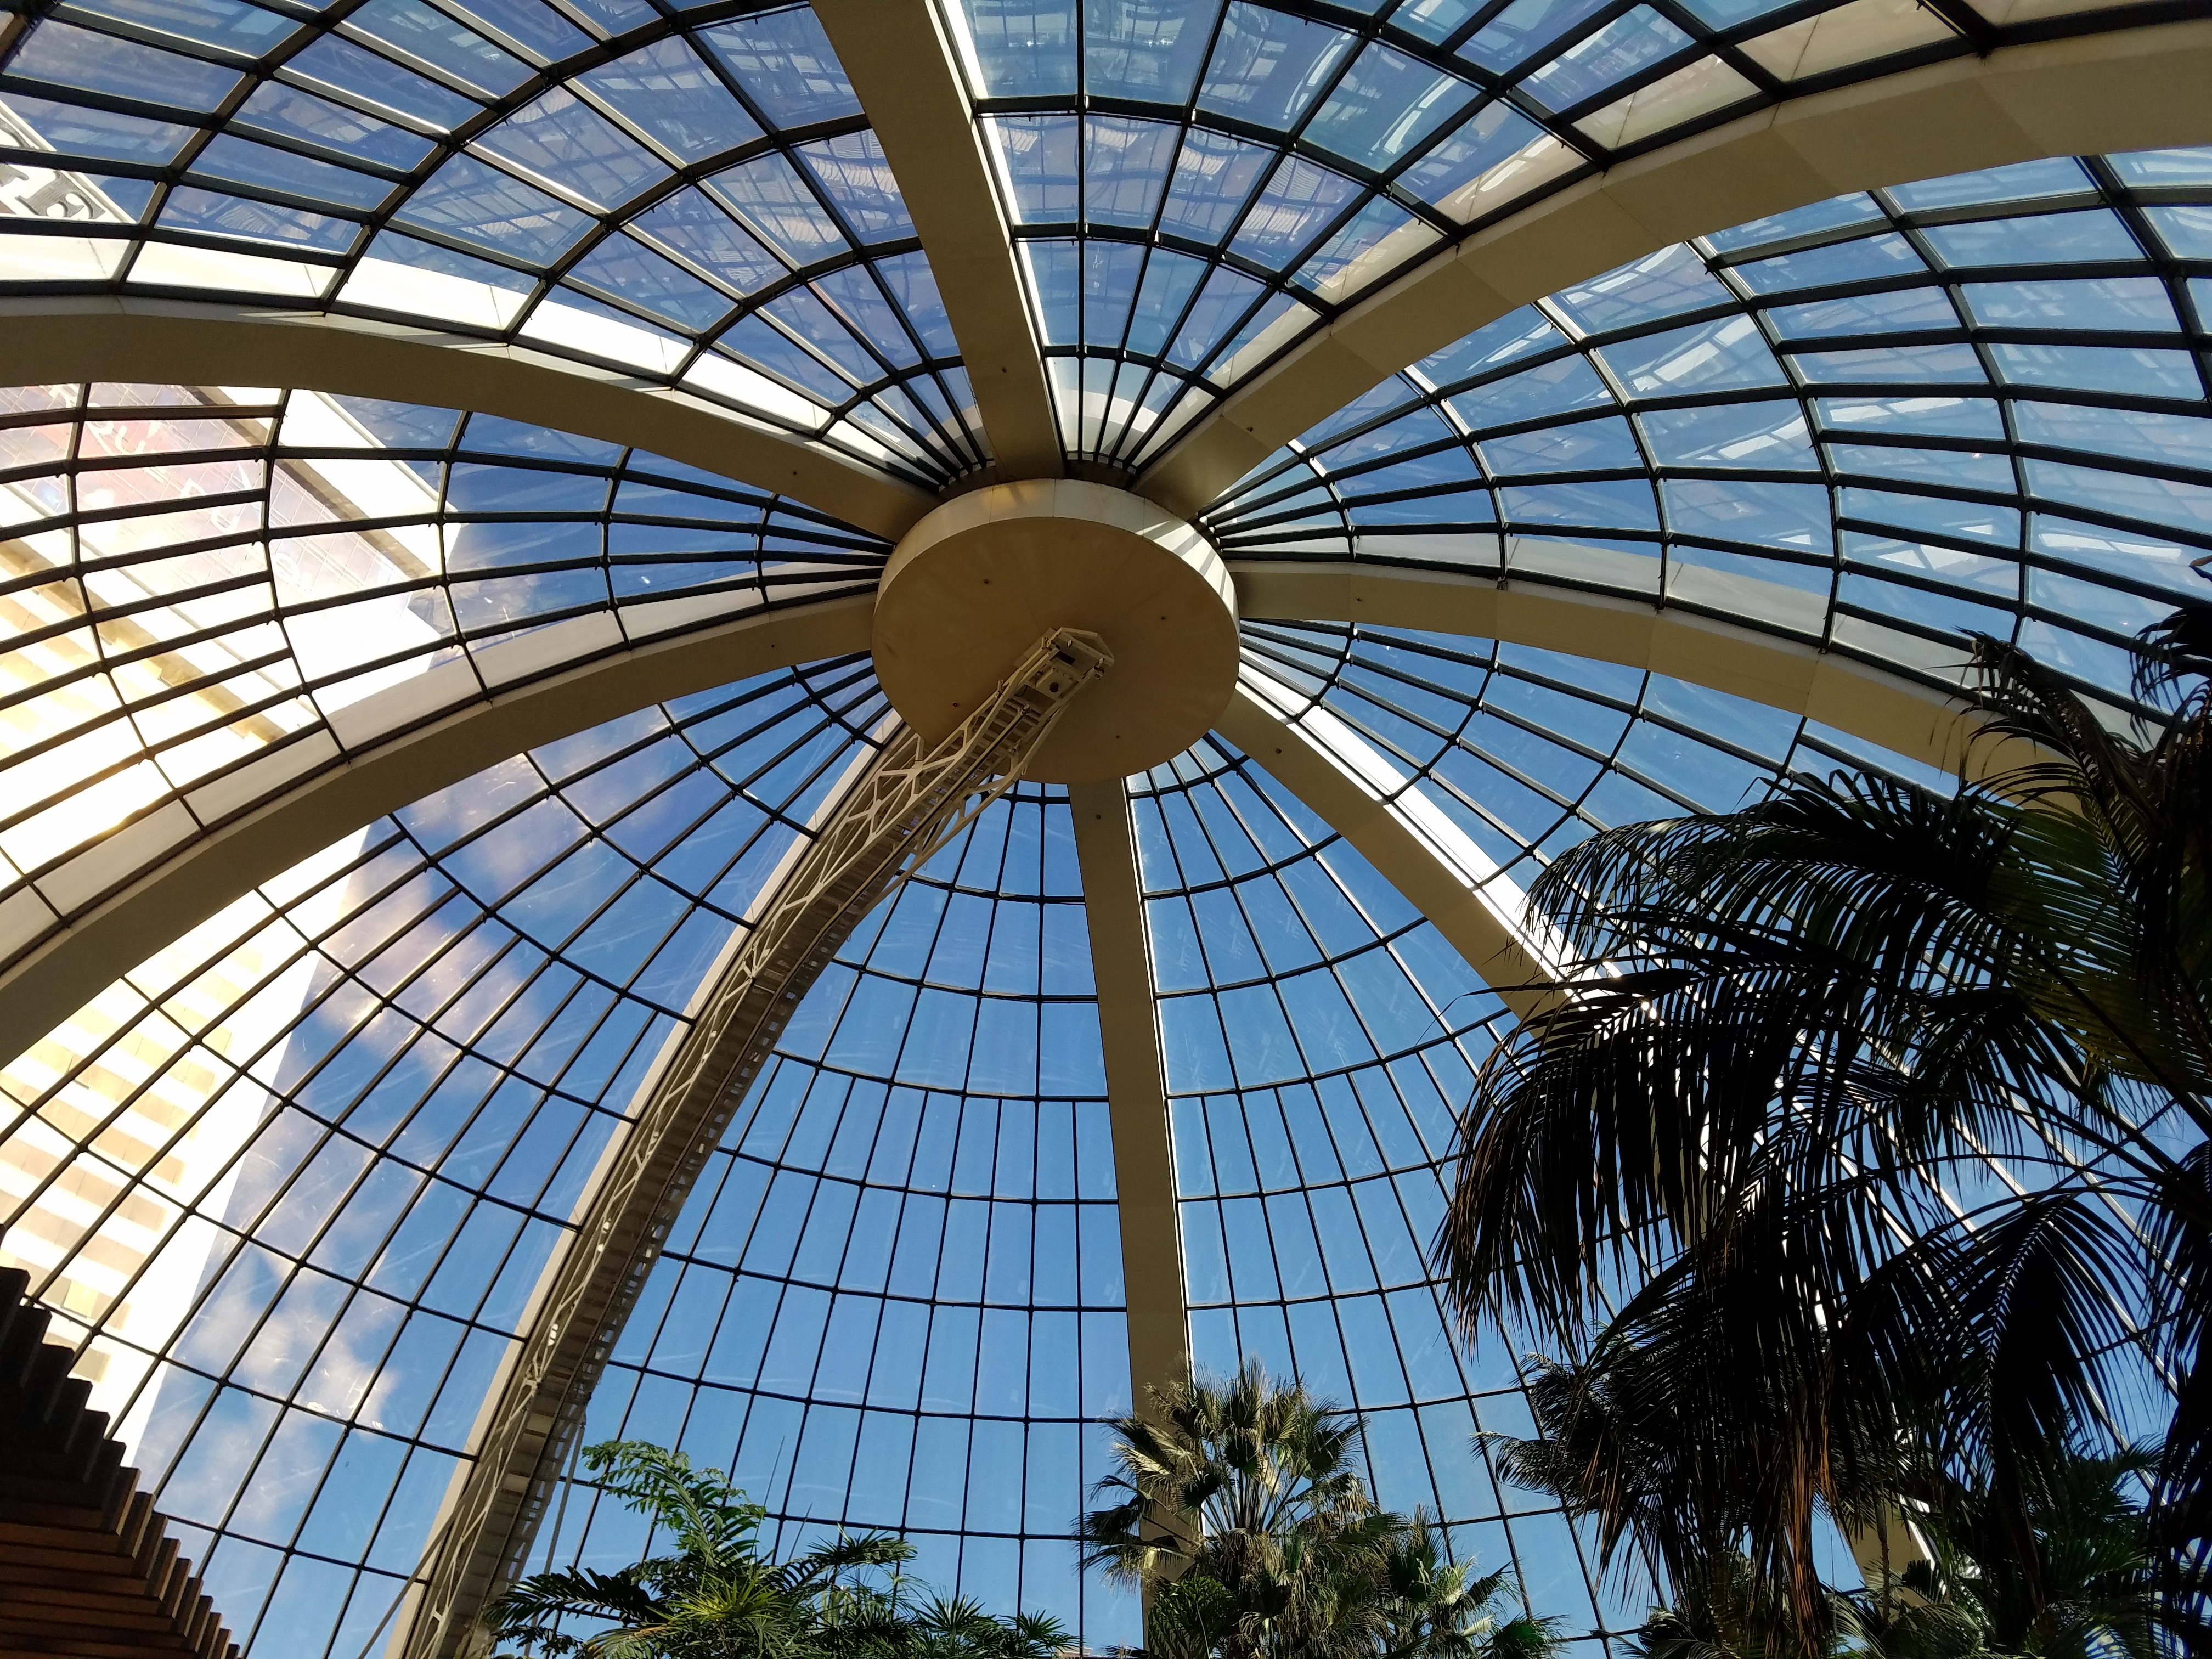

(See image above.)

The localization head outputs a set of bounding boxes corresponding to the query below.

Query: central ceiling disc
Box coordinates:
[872,481,1240,784]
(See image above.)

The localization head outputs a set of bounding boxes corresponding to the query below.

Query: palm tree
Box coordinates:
[1079,1362,1556,1659]
[489,1440,1068,1659]
[1433,603,2212,1654]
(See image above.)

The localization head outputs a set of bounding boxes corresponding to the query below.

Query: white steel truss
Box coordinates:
[393,629,1113,1659]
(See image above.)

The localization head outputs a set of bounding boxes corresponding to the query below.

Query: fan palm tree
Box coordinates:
[488,1440,1068,1659]
[1434,602,2212,1655]
[1079,1362,1556,1659]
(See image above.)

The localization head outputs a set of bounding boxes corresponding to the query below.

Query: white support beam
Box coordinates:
[1137,18,2212,519]
[395,630,1114,1659]
[0,297,935,539]
[0,595,875,1069]
[1067,778,1188,1408]
[1215,681,1553,1022]
[1231,561,1984,775]
[812,0,1063,481]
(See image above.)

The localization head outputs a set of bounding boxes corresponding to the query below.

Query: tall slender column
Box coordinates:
[1067,778,1188,1412]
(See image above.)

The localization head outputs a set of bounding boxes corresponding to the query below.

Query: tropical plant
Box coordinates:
[1079,1361,1556,1659]
[488,1440,1069,1659]
[1434,601,2212,1655]
[1496,1366,2164,1659]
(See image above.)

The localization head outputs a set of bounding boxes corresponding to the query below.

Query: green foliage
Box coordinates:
[1080,1362,1559,1659]
[1439,603,2212,1655]
[488,1441,1068,1659]
[1581,1442,2165,1659]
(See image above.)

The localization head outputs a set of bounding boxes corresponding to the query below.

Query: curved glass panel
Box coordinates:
[546,782,1142,1646]
[1209,150,2212,715]
[2,653,884,1656]
[0,382,883,975]
[949,1,2177,462]
[0,6,982,477]
[0,86,2201,1659]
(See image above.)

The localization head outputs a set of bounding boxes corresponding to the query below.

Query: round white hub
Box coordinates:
[872,480,1240,783]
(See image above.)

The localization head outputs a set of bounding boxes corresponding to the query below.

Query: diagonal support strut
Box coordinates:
[394,629,1114,1659]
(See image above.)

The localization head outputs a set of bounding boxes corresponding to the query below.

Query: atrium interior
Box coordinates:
[1,0,2208,1655]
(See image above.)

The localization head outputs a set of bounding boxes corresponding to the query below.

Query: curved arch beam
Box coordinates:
[0,594,874,1068]
[814,0,1062,478]
[0,297,935,539]
[1232,561,1988,774]
[1141,18,2212,519]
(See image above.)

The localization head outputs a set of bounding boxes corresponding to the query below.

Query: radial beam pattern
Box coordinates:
[1,9,2206,1658]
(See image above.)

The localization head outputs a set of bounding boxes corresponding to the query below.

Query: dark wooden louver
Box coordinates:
[0,1267,241,1659]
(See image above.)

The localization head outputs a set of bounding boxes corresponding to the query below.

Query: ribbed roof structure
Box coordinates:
[2,2,2207,1657]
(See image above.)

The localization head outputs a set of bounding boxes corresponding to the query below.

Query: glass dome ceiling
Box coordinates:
[2,3,2208,1659]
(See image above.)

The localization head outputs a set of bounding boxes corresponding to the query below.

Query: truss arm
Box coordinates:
[394,630,1113,1659]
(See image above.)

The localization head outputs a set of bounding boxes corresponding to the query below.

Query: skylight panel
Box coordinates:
[628,188,788,295]
[1885,155,2094,210]
[282,37,474,132]
[1726,229,1925,292]
[0,90,193,161]
[1639,399,1815,467]
[476,87,671,210]
[188,135,398,211]
[951,0,1080,94]
[1521,6,1692,112]
[9,19,244,110]
[1085,0,1221,102]
[1453,0,1612,75]
[699,8,862,129]
[795,132,913,241]
[346,0,532,96]
[61,0,304,63]
[1446,354,1612,429]
[986,115,1077,221]
[707,151,849,264]
[232,83,433,168]
[2145,203,2212,257]
[1395,99,1564,221]
[1919,208,2141,267]
[1703,191,1883,253]
[1550,241,1731,334]
[1158,126,1274,241]
[1195,3,1358,130]
[1227,154,1361,269]
[394,151,594,263]
[1989,342,2200,398]
[444,0,591,66]
[1302,41,1476,171]
[1085,115,1181,228]
[578,38,766,162]
[157,186,362,252]
[565,234,736,330]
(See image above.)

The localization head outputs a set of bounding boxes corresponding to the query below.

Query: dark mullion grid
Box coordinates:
[0,4,988,477]
[60,700,906,1633]
[0,401,894,888]
[12,657,882,1378]
[1214,160,2211,721]
[1145,752,1622,1643]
